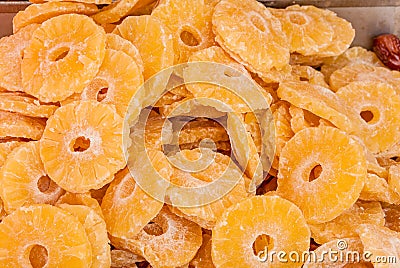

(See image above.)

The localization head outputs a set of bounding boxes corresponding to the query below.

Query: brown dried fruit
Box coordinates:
[373,34,400,71]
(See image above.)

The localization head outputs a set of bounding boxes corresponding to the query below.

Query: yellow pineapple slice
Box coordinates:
[56,192,104,219]
[212,195,310,267]
[270,5,334,56]
[57,204,111,268]
[115,15,174,80]
[106,33,144,74]
[329,63,400,92]
[360,173,400,204]
[22,14,106,102]
[152,0,215,63]
[290,65,329,88]
[321,46,385,81]
[0,24,39,92]
[111,206,202,268]
[111,249,144,267]
[101,167,165,239]
[276,126,366,223]
[40,101,127,193]
[303,238,369,267]
[309,201,385,245]
[0,111,46,140]
[0,92,58,118]
[78,49,144,117]
[213,0,290,77]
[189,233,214,268]
[0,204,92,267]
[167,148,249,229]
[12,2,98,33]
[336,81,400,153]
[382,203,400,232]
[277,81,361,134]
[92,0,155,24]
[0,142,64,213]
[0,140,24,167]
[356,224,400,268]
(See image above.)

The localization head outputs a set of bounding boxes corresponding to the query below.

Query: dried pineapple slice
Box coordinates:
[360,173,400,204]
[336,81,400,153]
[0,111,46,140]
[79,49,144,117]
[13,2,98,33]
[152,0,215,63]
[309,201,385,245]
[0,140,24,167]
[0,142,64,213]
[276,126,366,224]
[111,206,202,268]
[22,14,106,102]
[189,233,214,268]
[0,24,39,92]
[213,0,290,76]
[57,204,111,268]
[212,195,310,267]
[0,204,92,267]
[115,15,174,80]
[40,101,127,193]
[56,192,104,219]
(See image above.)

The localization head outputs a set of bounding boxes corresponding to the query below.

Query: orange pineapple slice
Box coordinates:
[40,101,127,193]
[22,14,106,102]
[152,0,215,63]
[270,5,334,56]
[79,49,144,117]
[189,233,214,268]
[0,204,92,267]
[0,140,24,167]
[57,204,111,268]
[47,0,111,4]
[213,0,290,76]
[0,142,64,213]
[329,63,400,92]
[0,92,58,118]
[101,167,165,239]
[111,206,202,268]
[110,249,145,267]
[115,15,174,80]
[12,2,98,33]
[290,65,329,88]
[56,192,104,219]
[277,81,361,134]
[0,24,39,92]
[212,195,310,267]
[360,173,400,204]
[357,224,400,267]
[276,126,366,224]
[321,46,385,81]
[309,201,385,244]
[106,33,144,74]
[91,0,155,24]
[0,111,46,140]
[336,81,400,153]
[167,148,249,229]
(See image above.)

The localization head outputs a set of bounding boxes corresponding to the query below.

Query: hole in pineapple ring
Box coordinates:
[37,176,51,193]
[49,47,70,61]
[70,136,91,152]
[180,30,200,47]
[252,234,274,257]
[288,12,308,25]
[359,106,380,124]
[309,164,322,182]
[143,221,165,236]
[29,244,48,268]
[250,14,267,32]
[96,88,109,102]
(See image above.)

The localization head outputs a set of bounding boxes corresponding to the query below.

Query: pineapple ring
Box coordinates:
[0,141,64,214]
[0,111,46,140]
[213,0,290,76]
[0,204,92,267]
[277,126,366,224]
[111,206,202,268]
[212,195,310,267]
[12,2,98,33]
[22,14,106,102]
[336,81,400,153]
[40,100,128,193]
[152,0,215,63]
